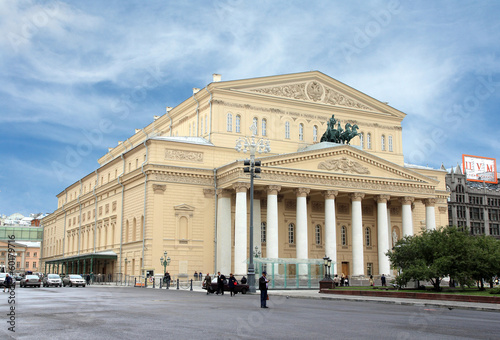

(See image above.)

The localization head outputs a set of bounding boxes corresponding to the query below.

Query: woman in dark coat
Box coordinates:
[228,273,237,297]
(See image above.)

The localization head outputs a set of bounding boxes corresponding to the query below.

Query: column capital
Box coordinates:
[423,198,436,206]
[152,184,166,194]
[233,182,250,193]
[349,192,365,202]
[399,196,414,205]
[295,187,311,197]
[375,195,390,203]
[323,190,339,200]
[203,188,215,198]
[266,185,281,195]
[216,188,232,198]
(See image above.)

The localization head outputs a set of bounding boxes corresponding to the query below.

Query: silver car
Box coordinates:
[43,274,62,287]
[63,275,86,287]
[0,273,6,287]
[20,275,41,288]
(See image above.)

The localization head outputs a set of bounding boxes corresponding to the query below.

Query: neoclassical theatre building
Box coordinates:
[41,71,449,280]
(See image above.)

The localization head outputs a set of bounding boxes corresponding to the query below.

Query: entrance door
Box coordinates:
[341,262,349,277]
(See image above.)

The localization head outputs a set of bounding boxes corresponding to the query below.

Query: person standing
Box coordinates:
[3,273,12,293]
[86,273,91,285]
[164,271,171,289]
[228,273,237,297]
[381,274,386,287]
[216,271,224,295]
[204,273,212,295]
[259,271,269,308]
[369,275,374,287]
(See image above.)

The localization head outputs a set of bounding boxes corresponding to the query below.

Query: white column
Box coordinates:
[266,186,281,260]
[233,183,249,276]
[424,198,437,231]
[323,190,338,275]
[401,197,414,237]
[376,195,391,276]
[253,192,262,259]
[296,188,310,275]
[350,192,365,277]
[216,189,232,275]
[266,186,281,275]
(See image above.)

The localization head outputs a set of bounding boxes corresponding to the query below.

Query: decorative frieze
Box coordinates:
[318,157,370,174]
[337,203,349,214]
[165,149,203,162]
[153,184,166,194]
[311,201,324,212]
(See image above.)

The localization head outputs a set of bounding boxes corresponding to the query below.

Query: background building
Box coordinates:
[446,163,500,238]
[41,71,449,282]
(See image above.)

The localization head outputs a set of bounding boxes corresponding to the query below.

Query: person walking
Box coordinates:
[259,271,269,308]
[381,274,386,287]
[369,275,374,287]
[3,273,12,293]
[216,271,224,295]
[204,273,211,295]
[86,273,91,285]
[228,273,237,297]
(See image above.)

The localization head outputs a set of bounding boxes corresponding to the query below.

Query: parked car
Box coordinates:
[14,273,23,281]
[0,273,6,287]
[203,277,249,294]
[20,275,42,288]
[43,274,62,287]
[63,275,86,287]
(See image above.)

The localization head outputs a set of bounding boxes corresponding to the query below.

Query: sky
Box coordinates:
[1,0,500,216]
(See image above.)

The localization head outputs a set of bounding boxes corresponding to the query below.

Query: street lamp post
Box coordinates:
[160,251,171,274]
[236,123,270,293]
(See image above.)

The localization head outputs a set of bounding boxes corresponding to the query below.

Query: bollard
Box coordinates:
[160,279,162,289]
[153,278,155,288]
[177,278,179,290]
[190,279,193,291]
[134,277,137,287]
[145,277,147,288]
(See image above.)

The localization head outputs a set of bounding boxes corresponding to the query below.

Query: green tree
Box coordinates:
[468,235,500,290]
[386,226,472,291]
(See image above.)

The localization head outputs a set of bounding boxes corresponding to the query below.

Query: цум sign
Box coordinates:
[462,154,497,184]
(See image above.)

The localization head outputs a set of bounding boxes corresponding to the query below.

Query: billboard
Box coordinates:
[462,154,497,184]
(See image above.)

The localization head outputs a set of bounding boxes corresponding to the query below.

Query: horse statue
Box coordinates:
[340,123,352,144]
[346,124,359,145]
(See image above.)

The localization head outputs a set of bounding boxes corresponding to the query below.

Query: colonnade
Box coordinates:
[216,184,437,277]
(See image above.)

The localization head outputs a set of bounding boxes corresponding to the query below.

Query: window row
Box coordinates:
[260,223,373,246]
[226,114,394,151]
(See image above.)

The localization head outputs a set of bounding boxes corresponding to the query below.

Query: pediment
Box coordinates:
[212,71,405,118]
[174,204,195,212]
[262,145,436,185]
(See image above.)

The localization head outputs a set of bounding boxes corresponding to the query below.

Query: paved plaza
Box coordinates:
[2,284,500,339]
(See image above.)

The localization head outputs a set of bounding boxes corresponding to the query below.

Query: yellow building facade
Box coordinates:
[41,71,448,280]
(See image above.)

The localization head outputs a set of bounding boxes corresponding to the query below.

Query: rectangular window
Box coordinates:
[33,262,37,268]
[34,252,37,257]
[27,252,30,257]
[388,136,393,152]
[26,262,29,268]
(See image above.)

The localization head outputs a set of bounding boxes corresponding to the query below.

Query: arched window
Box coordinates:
[125,220,129,242]
[261,222,266,243]
[315,224,321,245]
[226,113,233,132]
[365,227,371,246]
[299,123,304,141]
[288,223,295,244]
[285,121,290,139]
[367,133,372,149]
[313,125,318,142]
[236,115,241,133]
[388,135,393,152]
[132,218,137,242]
[253,117,258,135]
[341,226,347,246]
[359,133,364,149]
[381,135,385,151]
[262,119,267,136]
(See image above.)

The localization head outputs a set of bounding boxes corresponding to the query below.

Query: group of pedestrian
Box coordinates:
[193,271,203,281]
[163,271,171,288]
